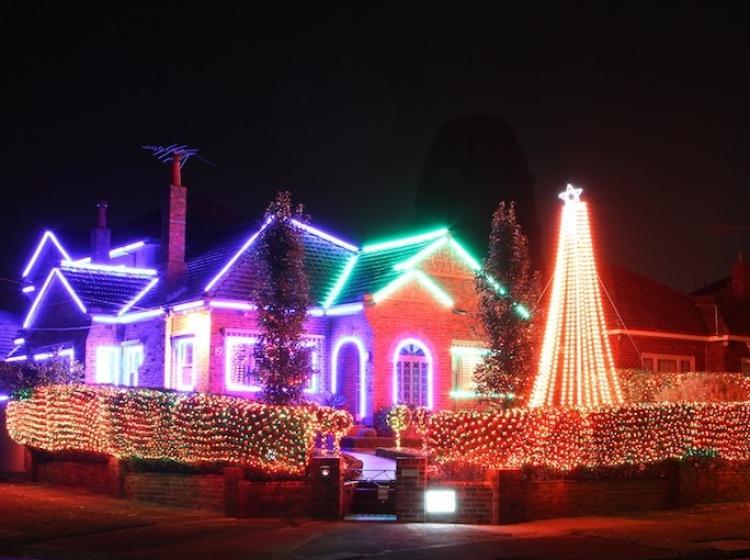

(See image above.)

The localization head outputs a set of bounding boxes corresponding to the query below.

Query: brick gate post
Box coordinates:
[310,456,343,519]
[395,456,426,522]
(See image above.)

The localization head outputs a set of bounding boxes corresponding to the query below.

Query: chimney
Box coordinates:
[90,201,111,263]
[162,152,187,291]
[731,252,750,302]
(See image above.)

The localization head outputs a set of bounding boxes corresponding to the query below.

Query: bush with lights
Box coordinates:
[386,405,412,449]
[7,384,353,475]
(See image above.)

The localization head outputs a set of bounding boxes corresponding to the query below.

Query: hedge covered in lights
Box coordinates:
[424,402,750,471]
[6,384,353,474]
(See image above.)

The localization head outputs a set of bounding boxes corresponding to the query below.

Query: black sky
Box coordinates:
[2,2,749,310]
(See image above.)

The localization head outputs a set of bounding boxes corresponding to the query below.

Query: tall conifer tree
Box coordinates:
[474,201,540,403]
[251,191,311,405]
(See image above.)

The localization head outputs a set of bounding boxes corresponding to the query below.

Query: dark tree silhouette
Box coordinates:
[415,115,541,267]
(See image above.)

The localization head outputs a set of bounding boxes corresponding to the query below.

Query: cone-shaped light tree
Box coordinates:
[528,185,623,408]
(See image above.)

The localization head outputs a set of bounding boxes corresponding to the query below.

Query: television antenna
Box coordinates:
[142,144,214,186]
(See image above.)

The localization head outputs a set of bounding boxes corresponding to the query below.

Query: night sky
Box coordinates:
[3,3,749,311]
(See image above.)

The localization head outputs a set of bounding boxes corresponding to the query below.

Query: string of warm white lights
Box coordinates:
[425,401,750,470]
[7,385,353,474]
[529,185,623,407]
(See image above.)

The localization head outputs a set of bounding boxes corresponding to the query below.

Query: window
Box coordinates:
[642,353,694,373]
[303,335,324,393]
[96,346,120,384]
[225,335,260,392]
[451,344,488,395]
[225,333,325,393]
[395,341,430,407]
[173,337,196,391]
[122,344,144,387]
[96,343,143,386]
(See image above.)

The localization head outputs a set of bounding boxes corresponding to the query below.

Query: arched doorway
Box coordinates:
[331,336,367,420]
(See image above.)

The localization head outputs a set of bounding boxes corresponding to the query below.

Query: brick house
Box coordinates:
[8,167,750,418]
[601,264,750,374]
[9,169,493,422]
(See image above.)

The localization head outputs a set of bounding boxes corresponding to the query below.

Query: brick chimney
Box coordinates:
[732,252,750,302]
[162,152,187,292]
[90,201,111,263]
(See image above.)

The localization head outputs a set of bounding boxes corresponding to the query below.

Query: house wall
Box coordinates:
[122,317,167,388]
[364,245,482,416]
[610,334,708,371]
[203,308,328,395]
[328,311,373,419]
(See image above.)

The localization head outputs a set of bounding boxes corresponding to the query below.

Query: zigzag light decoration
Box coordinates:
[529,185,623,408]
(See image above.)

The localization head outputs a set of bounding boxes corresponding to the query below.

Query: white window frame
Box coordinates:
[96,346,120,384]
[122,342,144,387]
[225,334,260,393]
[642,353,695,373]
[173,336,196,391]
[394,340,432,408]
[303,335,324,394]
[450,344,488,398]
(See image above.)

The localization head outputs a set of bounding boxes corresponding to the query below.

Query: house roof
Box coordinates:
[201,221,356,306]
[332,229,451,305]
[600,266,709,335]
[58,264,158,315]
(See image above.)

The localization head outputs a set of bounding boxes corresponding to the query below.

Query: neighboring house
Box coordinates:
[11,171,489,422]
[601,263,750,374]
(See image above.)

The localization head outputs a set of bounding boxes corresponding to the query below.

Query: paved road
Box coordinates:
[3,483,750,559]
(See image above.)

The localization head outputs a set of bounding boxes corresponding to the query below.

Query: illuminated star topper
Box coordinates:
[558,183,583,204]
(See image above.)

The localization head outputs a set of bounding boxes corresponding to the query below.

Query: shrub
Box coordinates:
[424,401,750,471]
[620,370,750,403]
[7,384,353,475]
[0,358,84,395]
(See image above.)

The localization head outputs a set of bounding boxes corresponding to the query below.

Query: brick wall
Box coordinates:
[34,459,111,494]
[123,317,166,388]
[124,472,225,513]
[239,480,311,517]
[364,244,482,416]
[427,481,494,524]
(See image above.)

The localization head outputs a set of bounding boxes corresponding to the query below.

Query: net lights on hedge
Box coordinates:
[529,184,623,408]
[6,384,353,474]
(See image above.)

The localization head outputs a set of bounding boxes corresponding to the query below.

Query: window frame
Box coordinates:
[641,352,695,373]
[173,336,196,391]
[450,344,488,397]
[225,334,261,393]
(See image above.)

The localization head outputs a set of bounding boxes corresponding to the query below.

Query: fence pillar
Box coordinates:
[223,467,244,517]
[395,457,426,522]
[310,456,343,519]
[497,469,524,524]
[107,456,125,498]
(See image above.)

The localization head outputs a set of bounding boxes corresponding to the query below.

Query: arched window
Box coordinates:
[393,339,432,408]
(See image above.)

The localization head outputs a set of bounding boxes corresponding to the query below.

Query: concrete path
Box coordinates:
[345,450,397,481]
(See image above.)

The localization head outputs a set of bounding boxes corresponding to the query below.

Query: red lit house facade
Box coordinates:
[7,171,750,419]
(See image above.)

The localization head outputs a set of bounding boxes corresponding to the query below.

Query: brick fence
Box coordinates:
[25,451,344,519]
